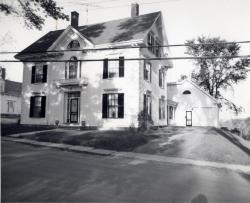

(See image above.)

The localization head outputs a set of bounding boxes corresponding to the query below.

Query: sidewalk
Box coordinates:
[2,136,250,175]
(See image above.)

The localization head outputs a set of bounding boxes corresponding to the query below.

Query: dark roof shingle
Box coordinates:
[15,12,160,58]
[4,80,22,96]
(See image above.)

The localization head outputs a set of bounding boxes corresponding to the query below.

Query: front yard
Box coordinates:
[3,125,250,165]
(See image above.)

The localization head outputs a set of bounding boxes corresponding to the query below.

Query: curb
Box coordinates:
[2,136,250,174]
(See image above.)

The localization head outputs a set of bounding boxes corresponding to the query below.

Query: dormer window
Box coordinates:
[67,40,80,49]
[183,90,191,95]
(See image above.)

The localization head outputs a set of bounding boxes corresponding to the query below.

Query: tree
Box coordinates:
[185,36,249,114]
[0,0,69,30]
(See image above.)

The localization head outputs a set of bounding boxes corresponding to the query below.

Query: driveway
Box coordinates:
[135,127,250,165]
[2,141,250,202]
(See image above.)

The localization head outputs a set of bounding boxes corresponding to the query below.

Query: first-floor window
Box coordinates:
[159,97,165,120]
[30,96,46,118]
[7,100,15,113]
[102,93,124,118]
[143,93,152,118]
[169,106,174,120]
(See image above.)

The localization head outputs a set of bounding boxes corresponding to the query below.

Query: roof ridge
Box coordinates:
[78,11,161,29]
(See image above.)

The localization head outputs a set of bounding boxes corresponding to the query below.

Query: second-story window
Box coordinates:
[159,67,165,88]
[103,57,124,79]
[144,61,151,82]
[65,57,80,79]
[31,64,47,84]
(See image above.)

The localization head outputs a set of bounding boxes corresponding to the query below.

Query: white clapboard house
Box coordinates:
[15,4,172,128]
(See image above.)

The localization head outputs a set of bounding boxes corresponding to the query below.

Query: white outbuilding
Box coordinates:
[167,80,219,127]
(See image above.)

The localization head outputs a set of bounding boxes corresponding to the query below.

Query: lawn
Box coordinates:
[1,124,55,136]
[20,129,160,151]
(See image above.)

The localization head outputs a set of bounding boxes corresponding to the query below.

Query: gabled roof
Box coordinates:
[15,12,161,58]
[167,79,218,103]
[2,80,22,97]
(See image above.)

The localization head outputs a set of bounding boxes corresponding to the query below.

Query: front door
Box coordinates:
[69,98,79,123]
[186,111,192,126]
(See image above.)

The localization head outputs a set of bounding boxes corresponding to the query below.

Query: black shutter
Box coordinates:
[143,61,147,80]
[102,94,108,118]
[65,63,68,79]
[119,57,124,77]
[103,59,108,79]
[29,96,35,117]
[31,66,36,83]
[143,94,147,112]
[42,65,47,83]
[159,99,161,119]
[118,93,124,118]
[159,69,162,87]
[149,63,152,82]
[41,96,46,117]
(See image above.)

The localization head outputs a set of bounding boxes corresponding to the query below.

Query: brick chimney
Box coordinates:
[0,67,6,80]
[131,3,139,17]
[71,11,79,29]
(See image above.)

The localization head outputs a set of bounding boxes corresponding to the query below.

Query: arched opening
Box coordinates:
[183,90,191,95]
[67,40,80,49]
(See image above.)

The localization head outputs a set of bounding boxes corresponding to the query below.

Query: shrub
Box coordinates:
[138,110,154,132]
[230,128,241,136]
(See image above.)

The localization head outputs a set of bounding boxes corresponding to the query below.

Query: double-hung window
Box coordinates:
[144,61,151,82]
[103,57,124,79]
[31,64,47,83]
[65,56,80,79]
[102,93,124,118]
[147,33,154,53]
[29,96,46,118]
[159,97,165,120]
[143,92,152,118]
[159,67,165,88]
[7,100,15,113]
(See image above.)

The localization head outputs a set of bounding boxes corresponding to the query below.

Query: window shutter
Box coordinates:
[31,66,36,83]
[42,65,47,83]
[29,97,35,117]
[102,94,108,118]
[118,93,124,118]
[149,64,152,82]
[65,63,68,79]
[143,94,147,112]
[41,96,46,117]
[119,57,124,77]
[159,99,161,119]
[143,61,147,80]
[159,69,162,87]
[103,59,108,79]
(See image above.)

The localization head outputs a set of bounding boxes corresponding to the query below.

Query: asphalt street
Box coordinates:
[2,141,250,202]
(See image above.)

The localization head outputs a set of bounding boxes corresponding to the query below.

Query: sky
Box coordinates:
[0,0,250,120]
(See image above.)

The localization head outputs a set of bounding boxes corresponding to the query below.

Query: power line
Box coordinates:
[1,41,250,55]
[89,0,181,10]
[0,55,249,63]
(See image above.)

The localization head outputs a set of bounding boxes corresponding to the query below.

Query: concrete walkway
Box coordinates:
[2,136,250,174]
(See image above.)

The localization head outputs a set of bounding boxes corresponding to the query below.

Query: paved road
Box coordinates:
[2,141,250,203]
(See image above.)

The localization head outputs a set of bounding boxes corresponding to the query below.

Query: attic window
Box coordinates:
[183,90,191,95]
[67,40,80,49]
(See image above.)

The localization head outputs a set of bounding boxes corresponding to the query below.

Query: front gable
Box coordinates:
[48,26,94,51]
